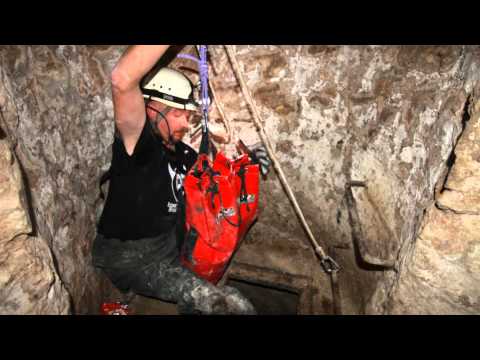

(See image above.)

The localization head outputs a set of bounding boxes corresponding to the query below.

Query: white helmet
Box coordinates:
[141,67,198,111]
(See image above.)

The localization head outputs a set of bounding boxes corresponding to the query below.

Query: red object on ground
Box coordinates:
[100,302,130,315]
[181,152,259,284]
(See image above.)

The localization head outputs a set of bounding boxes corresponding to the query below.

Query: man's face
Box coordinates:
[146,101,192,144]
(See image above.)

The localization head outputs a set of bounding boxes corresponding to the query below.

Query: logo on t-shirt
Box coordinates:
[168,162,187,205]
[167,201,177,213]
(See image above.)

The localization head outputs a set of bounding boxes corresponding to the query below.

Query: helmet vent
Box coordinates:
[141,67,198,111]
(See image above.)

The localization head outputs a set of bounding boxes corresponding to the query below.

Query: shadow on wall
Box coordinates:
[438,95,472,196]
[10,138,38,239]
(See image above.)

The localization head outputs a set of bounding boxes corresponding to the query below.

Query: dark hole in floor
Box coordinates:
[226,278,300,315]
[129,295,178,315]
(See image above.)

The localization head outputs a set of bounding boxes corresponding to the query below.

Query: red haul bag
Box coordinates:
[180,152,259,284]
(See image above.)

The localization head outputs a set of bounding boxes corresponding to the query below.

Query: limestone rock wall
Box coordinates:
[204,45,480,314]
[0,138,70,314]
[0,46,125,314]
[382,84,480,314]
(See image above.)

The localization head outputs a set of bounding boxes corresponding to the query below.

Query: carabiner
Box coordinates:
[321,256,341,274]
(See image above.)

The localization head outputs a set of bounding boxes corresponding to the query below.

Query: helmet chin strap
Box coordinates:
[157,111,175,146]
[147,104,175,147]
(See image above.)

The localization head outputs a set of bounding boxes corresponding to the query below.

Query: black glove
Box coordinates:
[249,144,272,176]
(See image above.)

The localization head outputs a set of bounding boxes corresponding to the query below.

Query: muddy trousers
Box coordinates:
[100,256,256,315]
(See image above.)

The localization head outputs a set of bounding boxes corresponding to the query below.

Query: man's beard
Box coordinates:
[149,114,188,145]
[172,129,188,140]
[147,116,171,143]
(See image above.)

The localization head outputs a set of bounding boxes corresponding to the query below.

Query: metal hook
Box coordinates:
[321,256,341,274]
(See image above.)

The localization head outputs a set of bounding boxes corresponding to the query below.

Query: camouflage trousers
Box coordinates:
[93,232,256,315]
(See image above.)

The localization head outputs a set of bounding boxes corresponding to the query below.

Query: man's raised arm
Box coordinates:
[110,45,170,155]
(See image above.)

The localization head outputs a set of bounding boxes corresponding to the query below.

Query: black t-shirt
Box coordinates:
[98,120,197,241]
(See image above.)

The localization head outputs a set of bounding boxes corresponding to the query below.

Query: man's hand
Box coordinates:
[250,144,272,176]
[237,140,272,176]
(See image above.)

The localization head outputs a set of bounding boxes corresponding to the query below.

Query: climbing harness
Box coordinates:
[177,46,260,284]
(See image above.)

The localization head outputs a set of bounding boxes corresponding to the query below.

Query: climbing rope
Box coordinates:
[194,45,232,144]
[177,45,210,154]
[224,45,340,275]
[178,46,233,146]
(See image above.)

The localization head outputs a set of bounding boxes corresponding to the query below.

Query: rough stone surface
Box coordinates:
[0,45,124,314]
[382,95,480,314]
[204,45,480,314]
[0,139,70,314]
[0,45,479,314]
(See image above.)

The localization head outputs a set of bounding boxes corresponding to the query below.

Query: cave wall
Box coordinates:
[0,45,478,314]
[0,138,70,314]
[0,46,126,314]
[382,80,480,314]
[204,45,480,314]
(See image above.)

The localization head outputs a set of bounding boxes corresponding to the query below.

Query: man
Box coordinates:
[92,45,266,315]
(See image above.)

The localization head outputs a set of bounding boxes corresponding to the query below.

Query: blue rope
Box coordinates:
[177,45,210,130]
[178,45,211,154]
